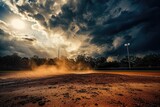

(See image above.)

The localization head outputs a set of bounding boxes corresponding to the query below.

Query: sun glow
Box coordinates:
[11,19,25,30]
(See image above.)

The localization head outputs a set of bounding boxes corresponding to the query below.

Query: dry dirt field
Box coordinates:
[0,71,160,107]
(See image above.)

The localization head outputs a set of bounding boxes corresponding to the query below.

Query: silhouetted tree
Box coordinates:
[46,58,56,65]
[141,54,160,67]
[0,53,160,71]
[21,57,30,69]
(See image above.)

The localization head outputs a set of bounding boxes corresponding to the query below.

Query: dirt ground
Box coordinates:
[0,71,160,107]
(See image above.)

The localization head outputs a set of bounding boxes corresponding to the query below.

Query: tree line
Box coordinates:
[0,53,160,71]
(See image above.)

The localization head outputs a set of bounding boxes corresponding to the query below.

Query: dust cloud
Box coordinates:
[0,59,94,79]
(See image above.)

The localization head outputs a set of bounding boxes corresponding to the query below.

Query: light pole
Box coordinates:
[57,46,60,59]
[124,43,131,69]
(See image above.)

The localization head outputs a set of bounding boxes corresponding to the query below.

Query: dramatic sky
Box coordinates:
[0,0,160,59]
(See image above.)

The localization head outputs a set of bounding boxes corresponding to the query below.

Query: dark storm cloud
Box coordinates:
[91,7,160,42]
[32,13,48,27]
[23,37,36,42]
[33,14,45,21]
[0,28,7,35]
[0,1,12,20]
[16,3,34,13]
[69,0,160,56]
[0,28,13,55]
[0,1,25,22]
[2,0,160,57]
[49,0,109,30]
[0,22,48,57]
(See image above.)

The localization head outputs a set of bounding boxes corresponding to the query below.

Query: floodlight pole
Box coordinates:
[125,43,131,69]
[58,46,60,59]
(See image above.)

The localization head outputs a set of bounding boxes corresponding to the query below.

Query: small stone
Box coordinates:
[95,103,98,106]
